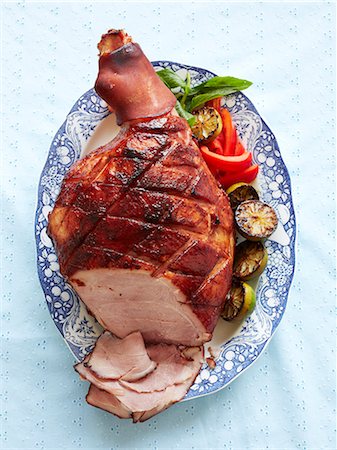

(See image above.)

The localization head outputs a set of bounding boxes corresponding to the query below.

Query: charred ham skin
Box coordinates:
[95,29,177,125]
[47,29,235,346]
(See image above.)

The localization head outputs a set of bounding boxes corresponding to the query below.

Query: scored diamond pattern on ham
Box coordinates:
[48,111,235,345]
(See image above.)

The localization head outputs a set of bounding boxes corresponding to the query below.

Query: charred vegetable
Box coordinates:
[221,280,256,321]
[235,200,278,240]
[226,182,259,210]
[233,240,268,280]
[191,106,223,143]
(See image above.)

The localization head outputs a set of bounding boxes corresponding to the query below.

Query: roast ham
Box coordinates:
[48,29,235,420]
[75,331,203,422]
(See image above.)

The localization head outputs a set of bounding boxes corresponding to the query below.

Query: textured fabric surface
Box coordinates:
[1,2,336,449]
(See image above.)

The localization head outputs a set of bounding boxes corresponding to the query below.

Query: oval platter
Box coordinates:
[35,61,296,401]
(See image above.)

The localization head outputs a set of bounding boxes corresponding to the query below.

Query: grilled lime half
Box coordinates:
[235,200,278,241]
[221,281,256,321]
[226,182,259,210]
[233,240,268,280]
[191,106,222,143]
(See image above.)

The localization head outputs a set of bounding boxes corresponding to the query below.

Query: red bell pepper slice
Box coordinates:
[208,138,223,155]
[234,140,245,156]
[230,126,237,155]
[200,146,252,172]
[208,97,222,113]
[221,109,237,156]
[219,164,259,189]
[216,130,225,149]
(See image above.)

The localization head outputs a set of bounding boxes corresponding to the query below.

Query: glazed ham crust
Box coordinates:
[48,114,235,344]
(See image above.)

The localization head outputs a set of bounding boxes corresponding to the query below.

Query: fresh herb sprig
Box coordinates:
[157,68,252,125]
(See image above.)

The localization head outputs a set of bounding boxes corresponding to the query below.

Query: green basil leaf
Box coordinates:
[190,76,252,95]
[156,69,187,89]
[175,100,196,126]
[189,87,250,111]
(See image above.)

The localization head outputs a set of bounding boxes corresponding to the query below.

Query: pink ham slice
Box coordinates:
[86,385,131,419]
[84,331,156,381]
[75,332,203,421]
[87,377,196,423]
[119,344,201,393]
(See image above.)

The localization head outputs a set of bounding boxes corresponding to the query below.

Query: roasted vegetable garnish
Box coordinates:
[191,106,223,143]
[235,200,278,241]
[226,183,259,210]
[233,240,268,280]
[221,280,256,321]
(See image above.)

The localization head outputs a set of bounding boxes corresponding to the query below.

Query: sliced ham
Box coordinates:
[119,344,201,393]
[75,332,203,421]
[76,363,191,414]
[86,385,131,419]
[85,330,156,381]
[86,383,192,423]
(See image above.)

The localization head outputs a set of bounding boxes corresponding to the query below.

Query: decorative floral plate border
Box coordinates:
[35,61,296,400]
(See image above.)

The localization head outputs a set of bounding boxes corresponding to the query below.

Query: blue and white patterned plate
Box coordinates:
[35,61,296,401]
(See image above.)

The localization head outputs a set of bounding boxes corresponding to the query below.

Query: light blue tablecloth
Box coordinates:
[2,2,336,449]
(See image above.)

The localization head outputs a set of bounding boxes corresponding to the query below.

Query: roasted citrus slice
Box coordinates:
[233,240,268,280]
[226,182,259,210]
[235,200,278,240]
[221,281,256,321]
[191,106,222,143]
